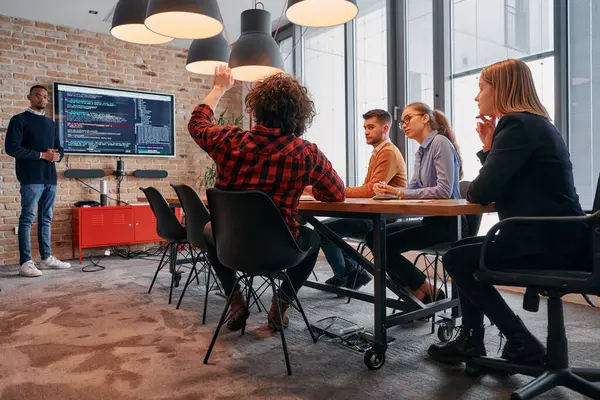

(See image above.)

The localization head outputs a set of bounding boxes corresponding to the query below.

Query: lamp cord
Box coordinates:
[272,0,288,40]
[283,27,307,63]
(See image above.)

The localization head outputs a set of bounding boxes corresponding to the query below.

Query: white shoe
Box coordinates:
[19,260,43,277]
[39,256,71,270]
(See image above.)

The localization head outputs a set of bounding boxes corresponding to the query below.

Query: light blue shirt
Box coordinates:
[403,131,461,199]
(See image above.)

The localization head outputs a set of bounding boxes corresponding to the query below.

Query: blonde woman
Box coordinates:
[428,59,590,376]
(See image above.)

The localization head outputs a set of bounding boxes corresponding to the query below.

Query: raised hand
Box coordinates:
[476,114,496,152]
[214,65,235,92]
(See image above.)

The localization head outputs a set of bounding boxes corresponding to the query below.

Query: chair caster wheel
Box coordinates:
[438,325,454,342]
[364,349,385,370]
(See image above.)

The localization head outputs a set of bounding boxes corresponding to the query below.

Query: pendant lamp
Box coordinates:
[111,0,174,44]
[145,0,223,39]
[228,9,285,82]
[286,0,358,27]
[186,34,230,75]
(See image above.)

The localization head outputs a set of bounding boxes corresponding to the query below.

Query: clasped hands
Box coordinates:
[373,181,402,198]
[41,149,60,162]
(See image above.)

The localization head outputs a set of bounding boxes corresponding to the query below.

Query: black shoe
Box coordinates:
[422,289,446,304]
[501,323,546,365]
[428,326,487,366]
[325,276,347,287]
[346,268,372,290]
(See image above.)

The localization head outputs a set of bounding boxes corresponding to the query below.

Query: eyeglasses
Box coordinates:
[400,113,425,127]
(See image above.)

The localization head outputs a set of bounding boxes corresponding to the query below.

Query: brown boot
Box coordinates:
[227,291,249,331]
[267,295,290,331]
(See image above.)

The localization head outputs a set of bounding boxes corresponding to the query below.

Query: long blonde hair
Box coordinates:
[480,59,550,120]
[406,102,463,179]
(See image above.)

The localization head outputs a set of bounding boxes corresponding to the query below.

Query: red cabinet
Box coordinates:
[72,205,181,264]
[133,205,162,243]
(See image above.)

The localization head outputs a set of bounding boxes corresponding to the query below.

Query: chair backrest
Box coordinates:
[139,187,186,241]
[171,184,210,249]
[460,180,483,237]
[206,188,308,274]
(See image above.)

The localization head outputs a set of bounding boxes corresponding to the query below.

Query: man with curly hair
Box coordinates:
[188,66,345,331]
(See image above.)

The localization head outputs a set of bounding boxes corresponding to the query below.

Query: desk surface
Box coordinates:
[138,196,494,216]
[296,198,493,216]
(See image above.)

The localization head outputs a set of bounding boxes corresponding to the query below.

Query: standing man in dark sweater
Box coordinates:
[5,85,71,277]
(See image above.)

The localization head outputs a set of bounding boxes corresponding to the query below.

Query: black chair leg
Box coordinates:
[247,279,262,313]
[564,371,600,399]
[168,242,178,305]
[269,277,292,375]
[204,276,243,365]
[512,371,560,400]
[431,254,440,334]
[148,244,169,294]
[283,273,317,344]
[347,241,370,305]
[311,270,318,281]
[346,267,360,304]
[241,276,254,336]
[572,367,600,382]
[193,246,201,286]
[201,263,213,325]
[176,250,200,309]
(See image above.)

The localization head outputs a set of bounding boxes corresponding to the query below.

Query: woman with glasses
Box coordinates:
[365,102,463,304]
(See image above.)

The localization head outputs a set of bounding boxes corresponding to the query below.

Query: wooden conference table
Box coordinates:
[144,195,494,370]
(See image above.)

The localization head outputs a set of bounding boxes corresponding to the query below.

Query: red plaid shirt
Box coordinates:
[188,104,345,237]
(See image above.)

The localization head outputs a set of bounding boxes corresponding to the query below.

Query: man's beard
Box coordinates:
[34,104,45,110]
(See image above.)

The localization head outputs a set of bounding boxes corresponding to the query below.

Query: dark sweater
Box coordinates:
[468,112,589,259]
[5,111,63,185]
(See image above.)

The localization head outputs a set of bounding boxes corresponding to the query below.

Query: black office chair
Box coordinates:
[140,187,193,305]
[202,188,318,375]
[469,179,600,399]
[171,184,224,324]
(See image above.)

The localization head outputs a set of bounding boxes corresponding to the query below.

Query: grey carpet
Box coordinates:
[0,255,598,400]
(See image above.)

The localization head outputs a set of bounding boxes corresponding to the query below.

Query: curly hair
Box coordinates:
[245,73,316,137]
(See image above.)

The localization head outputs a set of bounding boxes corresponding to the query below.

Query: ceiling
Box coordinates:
[0,0,289,48]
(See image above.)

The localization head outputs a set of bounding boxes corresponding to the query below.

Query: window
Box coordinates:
[453,0,552,75]
[278,36,294,74]
[504,0,530,53]
[303,26,347,181]
[569,0,600,210]
[355,0,388,185]
[405,0,434,176]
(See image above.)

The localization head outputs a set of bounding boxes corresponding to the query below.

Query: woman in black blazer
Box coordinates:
[428,59,590,375]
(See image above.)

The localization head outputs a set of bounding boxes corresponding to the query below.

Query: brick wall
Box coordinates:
[0,16,243,267]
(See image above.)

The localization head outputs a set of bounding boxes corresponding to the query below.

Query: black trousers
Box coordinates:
[443,236,590,335]
[205,225,320,300]
[366,217,460,290]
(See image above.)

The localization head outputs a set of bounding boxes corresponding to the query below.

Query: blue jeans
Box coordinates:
[18,184,57,265]
[319,218,373,278]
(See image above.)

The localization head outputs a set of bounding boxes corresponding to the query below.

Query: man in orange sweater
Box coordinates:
[320,109,407,289]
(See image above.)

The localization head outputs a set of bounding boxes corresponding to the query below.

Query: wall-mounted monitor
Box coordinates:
[53,82,175,157]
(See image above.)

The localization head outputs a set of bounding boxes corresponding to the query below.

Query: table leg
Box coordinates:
[364,215,388,370]
[451,215,462,320]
